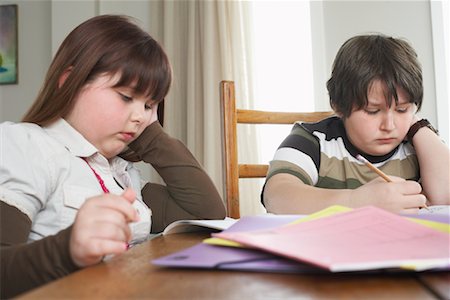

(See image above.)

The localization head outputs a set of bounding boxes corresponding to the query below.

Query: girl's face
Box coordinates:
[65,73,156,158]
[343,79,416,156]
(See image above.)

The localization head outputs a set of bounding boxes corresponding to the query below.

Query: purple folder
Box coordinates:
[152,214,449,274]
[152,215,328,273]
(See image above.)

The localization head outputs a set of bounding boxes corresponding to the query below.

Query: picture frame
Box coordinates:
[0,4,18,85]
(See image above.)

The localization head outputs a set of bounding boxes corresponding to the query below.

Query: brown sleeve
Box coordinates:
[125,122,226,233]
[1,202,80,298]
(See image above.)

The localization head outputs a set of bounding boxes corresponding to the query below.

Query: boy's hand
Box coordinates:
[349,176,427,214]
[69,188,139,267]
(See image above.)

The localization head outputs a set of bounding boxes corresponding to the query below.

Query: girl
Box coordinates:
[0,15,225,298]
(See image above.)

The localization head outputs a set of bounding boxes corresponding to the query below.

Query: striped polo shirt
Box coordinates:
[264,116,419,192]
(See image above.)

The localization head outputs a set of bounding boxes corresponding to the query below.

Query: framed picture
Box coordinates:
[0,4,18,85]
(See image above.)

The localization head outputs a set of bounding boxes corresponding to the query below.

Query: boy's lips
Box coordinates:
[376,138,396,144]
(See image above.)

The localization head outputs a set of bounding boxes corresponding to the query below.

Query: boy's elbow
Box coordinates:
[425,189,450,206]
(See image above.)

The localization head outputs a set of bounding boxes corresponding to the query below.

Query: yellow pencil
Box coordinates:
[356,154,429,210]
[356,154,392,182]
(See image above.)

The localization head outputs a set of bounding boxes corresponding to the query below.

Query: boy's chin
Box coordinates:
[365,145,398,157]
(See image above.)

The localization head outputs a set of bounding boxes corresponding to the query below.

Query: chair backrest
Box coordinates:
[220,80,334,218]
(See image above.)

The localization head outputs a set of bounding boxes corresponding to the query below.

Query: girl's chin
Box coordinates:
[101,148,125,159]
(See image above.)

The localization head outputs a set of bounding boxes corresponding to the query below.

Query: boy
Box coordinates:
[262,34,450,214]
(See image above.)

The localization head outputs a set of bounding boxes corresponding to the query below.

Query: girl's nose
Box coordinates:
[131,106,145,123]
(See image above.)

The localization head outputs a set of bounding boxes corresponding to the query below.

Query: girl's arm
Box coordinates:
[409,122,450,205]
[1,189,137,298]
[125,122,226,233]
[0,202,79,299]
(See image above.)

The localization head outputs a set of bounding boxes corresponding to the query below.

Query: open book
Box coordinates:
[162,217,237,235]
[419,205,450,215]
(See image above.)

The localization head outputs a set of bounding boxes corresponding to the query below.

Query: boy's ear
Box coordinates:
[334,111,344,118]
[330,103,343,118]
[58,67,73,88]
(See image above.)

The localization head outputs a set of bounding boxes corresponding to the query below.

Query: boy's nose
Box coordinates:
[380,112,395,131]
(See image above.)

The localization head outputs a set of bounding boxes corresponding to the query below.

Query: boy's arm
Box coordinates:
[126,122,226,233]
[263,173,352,214]
[0,202,79,298]
[263,173,427,214]
[409,121,450,205]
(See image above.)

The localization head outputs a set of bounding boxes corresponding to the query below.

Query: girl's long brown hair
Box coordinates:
[23,15,172,126]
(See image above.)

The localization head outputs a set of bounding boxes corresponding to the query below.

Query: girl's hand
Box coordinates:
[69,188,139,267]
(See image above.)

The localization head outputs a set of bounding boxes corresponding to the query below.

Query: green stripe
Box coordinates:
[317,176,362,189]
[291,124,319,145]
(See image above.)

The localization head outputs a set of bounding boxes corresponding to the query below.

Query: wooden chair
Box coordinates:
[220,80,334,218]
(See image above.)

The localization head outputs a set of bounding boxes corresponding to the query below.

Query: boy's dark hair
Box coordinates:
[326,34,423,118]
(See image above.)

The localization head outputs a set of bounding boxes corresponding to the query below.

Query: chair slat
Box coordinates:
[220,80,333,218]
[237,109,333,124]
[239,164,268,178]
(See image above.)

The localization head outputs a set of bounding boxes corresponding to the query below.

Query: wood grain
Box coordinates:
[18,232,443,300]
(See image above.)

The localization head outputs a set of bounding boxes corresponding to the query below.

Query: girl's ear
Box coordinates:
[58,67,73,88]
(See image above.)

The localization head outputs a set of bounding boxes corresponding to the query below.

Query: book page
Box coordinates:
[163,217,237,235]
[418,205,450,215]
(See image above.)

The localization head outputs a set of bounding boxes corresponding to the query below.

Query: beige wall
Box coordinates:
[0,0,442,131]
[311,0,437,127]
[0,0,51,122]
[0,0,155,123]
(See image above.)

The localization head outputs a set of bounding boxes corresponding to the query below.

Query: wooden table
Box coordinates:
[18,232,449,299]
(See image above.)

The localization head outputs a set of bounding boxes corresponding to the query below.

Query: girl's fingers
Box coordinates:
[77,239,129,266]
[71,191,140,267]
[82,207,132,230]
[85,193,139,222]
[88,220,133,243]
[70,218,133,267]
[121,188,136,204]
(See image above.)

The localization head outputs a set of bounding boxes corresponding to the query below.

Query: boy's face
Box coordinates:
[343,79,416,156]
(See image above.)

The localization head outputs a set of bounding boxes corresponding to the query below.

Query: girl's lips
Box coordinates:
[120,132,135,142]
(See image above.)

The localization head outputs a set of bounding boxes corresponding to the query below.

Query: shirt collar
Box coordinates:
[44,119,130,171]
[44,118,98,157]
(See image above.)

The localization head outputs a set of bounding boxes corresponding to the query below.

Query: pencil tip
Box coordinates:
[356,154,367,163]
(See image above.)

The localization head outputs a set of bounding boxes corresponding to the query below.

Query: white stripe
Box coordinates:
[272,148,318,184]
[314,131,416,167]
[314,132,349,161]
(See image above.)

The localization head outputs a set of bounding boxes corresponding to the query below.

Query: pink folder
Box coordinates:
[214,206,450,272]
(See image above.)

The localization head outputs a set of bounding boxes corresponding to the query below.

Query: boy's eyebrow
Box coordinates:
[366,98,383,106]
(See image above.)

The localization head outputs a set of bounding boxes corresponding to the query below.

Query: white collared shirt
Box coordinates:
[0,119,151,244]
